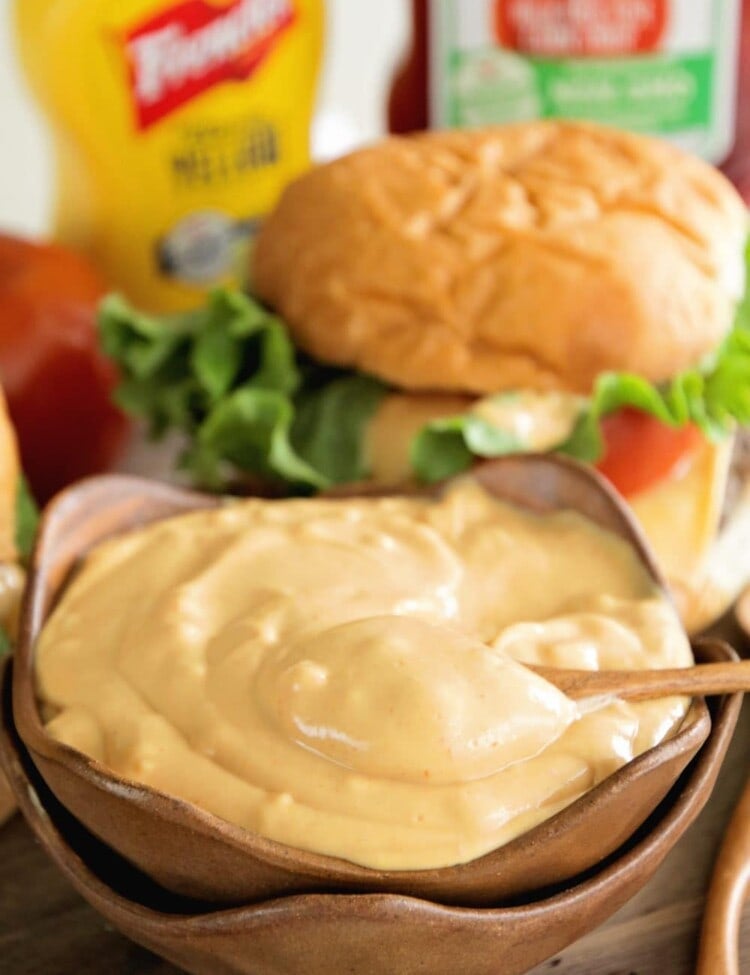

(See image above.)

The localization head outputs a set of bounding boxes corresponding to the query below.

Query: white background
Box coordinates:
[0,0,408,236]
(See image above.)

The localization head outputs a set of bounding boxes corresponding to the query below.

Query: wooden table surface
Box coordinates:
[0,697,747,975]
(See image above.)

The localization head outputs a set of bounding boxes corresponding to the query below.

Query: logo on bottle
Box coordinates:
[495,0,667,56]
[124,0,296,130]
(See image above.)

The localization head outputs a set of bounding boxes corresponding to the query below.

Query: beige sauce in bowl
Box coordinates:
[35,480,692,871]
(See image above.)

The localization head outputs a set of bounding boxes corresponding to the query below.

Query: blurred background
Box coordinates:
[1,0,747,502]
[0,0,408,235]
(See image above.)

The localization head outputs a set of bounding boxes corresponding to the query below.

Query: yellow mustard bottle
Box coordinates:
[15,0,324,312]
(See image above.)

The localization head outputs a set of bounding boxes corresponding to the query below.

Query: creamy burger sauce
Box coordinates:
[35,480,693,871]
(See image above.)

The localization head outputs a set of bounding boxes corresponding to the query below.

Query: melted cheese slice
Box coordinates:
[629,439,733,632]
[630,439,732,584]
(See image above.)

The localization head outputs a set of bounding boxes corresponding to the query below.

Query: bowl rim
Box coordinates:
[1,650,742,934]
[11,459,717,890]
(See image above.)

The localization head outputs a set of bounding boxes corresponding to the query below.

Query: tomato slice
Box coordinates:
[595,408,703,498]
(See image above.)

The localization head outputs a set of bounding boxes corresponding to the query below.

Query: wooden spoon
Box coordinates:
[696,776,750,975]
[532,659,750,702]
[694,590,750,975]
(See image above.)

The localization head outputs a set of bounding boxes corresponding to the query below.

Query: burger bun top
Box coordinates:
[254,121,748,395]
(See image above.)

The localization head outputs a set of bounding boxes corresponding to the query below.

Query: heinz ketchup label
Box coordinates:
[430,0,741,164]
[125,0,296,130]
[495,0,667,56]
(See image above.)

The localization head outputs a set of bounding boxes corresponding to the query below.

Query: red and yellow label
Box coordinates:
[124,0,297,129]
[494,0,668,56]
[15,0,324,312]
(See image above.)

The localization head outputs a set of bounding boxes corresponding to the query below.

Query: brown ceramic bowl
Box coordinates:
[1,652,741,975]
[10,459,729,907]
[734,586,750,645]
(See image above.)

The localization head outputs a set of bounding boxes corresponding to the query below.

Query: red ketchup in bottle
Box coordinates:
[390,0,750,202]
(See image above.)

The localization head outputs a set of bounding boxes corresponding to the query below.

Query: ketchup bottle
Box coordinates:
[390,0,750,200]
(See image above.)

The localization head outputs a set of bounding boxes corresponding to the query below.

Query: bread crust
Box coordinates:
[254,122,748,395]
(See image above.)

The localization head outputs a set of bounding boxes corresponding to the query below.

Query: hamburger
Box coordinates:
[101,121,750,633]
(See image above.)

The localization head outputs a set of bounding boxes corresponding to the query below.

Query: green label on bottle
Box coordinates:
[431,0,741,164]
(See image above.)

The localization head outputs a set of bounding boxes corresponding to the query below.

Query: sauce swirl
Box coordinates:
[36,480,692,870]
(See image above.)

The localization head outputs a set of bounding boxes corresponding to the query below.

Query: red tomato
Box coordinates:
[0,235,130,503]
[595,407,703,499]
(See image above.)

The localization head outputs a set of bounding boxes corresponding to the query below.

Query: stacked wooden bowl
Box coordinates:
[2,461,744,975]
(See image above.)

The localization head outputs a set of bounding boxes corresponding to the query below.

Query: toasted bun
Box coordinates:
[254,122,747,395]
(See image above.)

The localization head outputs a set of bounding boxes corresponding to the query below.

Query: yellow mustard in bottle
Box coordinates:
[15,0,325,311]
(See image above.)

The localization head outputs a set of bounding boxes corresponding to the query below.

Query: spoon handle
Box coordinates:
[696,776,750,975]
[531,660,750,702]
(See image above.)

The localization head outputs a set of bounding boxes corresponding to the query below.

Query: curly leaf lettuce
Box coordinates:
[99,291,387,491]
[102,241,750,492]
[292,375,390,484]
[557,324,750,464]
[412,317,750,483]
[410,412,522,484]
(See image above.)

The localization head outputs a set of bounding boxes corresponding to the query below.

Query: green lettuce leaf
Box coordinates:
[411,412,521,484]
[182,388,329,491]
[100,291,387,491]
[559,322,750,464]
[16,475,38,563]
[101,239,750,493]
[293,375,389,484]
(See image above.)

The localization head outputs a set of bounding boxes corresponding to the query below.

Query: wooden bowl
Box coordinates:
[734,587,750,645]
[1,651,741,975]
[10,459,727,906]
